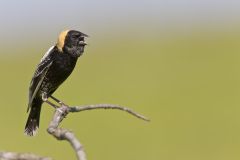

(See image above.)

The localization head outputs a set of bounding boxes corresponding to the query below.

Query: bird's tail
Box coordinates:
[24,99,42,136]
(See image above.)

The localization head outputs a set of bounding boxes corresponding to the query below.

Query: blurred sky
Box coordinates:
[1,0,240,54]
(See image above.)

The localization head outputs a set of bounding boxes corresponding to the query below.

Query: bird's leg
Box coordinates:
[42,93,59,109]
[49,95,69,116]
[49,95,67,106]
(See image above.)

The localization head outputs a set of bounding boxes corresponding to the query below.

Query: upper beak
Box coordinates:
[81,32,89,37]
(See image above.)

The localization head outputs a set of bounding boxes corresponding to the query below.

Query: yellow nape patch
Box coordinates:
[56,30,69,52]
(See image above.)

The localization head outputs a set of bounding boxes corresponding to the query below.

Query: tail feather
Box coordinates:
[25,99,42,136]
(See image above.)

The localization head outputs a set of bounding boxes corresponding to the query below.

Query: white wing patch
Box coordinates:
[40,46,54,62]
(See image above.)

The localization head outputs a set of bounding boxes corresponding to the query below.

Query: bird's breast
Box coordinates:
[51,54,77,81]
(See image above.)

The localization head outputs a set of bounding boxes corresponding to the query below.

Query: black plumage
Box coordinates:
[25,30,88,136]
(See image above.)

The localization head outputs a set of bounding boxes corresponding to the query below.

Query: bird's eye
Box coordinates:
[72,34,80,39]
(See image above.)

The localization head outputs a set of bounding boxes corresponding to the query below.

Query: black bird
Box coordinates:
[25,30,88,136]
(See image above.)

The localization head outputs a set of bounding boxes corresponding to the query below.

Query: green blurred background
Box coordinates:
[1,0,240,160]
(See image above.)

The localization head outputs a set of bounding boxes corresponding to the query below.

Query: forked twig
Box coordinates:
[47,105,86,160]
[47,103,149,160]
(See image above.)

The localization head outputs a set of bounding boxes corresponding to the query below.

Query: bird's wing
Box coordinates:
[27,46,55,112]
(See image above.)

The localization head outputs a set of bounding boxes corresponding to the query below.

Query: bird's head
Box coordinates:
[56,30,88,57]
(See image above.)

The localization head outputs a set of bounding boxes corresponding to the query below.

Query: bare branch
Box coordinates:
[47,105,86,160]
[47,103,149,160]
[69,104,150,121]
[0,151,51,160]
[2,103,148,160]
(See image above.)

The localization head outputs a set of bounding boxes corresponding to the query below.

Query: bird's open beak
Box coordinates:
[79,32,88,46]
[79,33,88,46]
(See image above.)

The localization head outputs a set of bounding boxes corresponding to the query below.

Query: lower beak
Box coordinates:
[79,41,87,46]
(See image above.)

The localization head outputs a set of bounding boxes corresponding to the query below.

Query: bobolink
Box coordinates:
[25,30,88,136]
